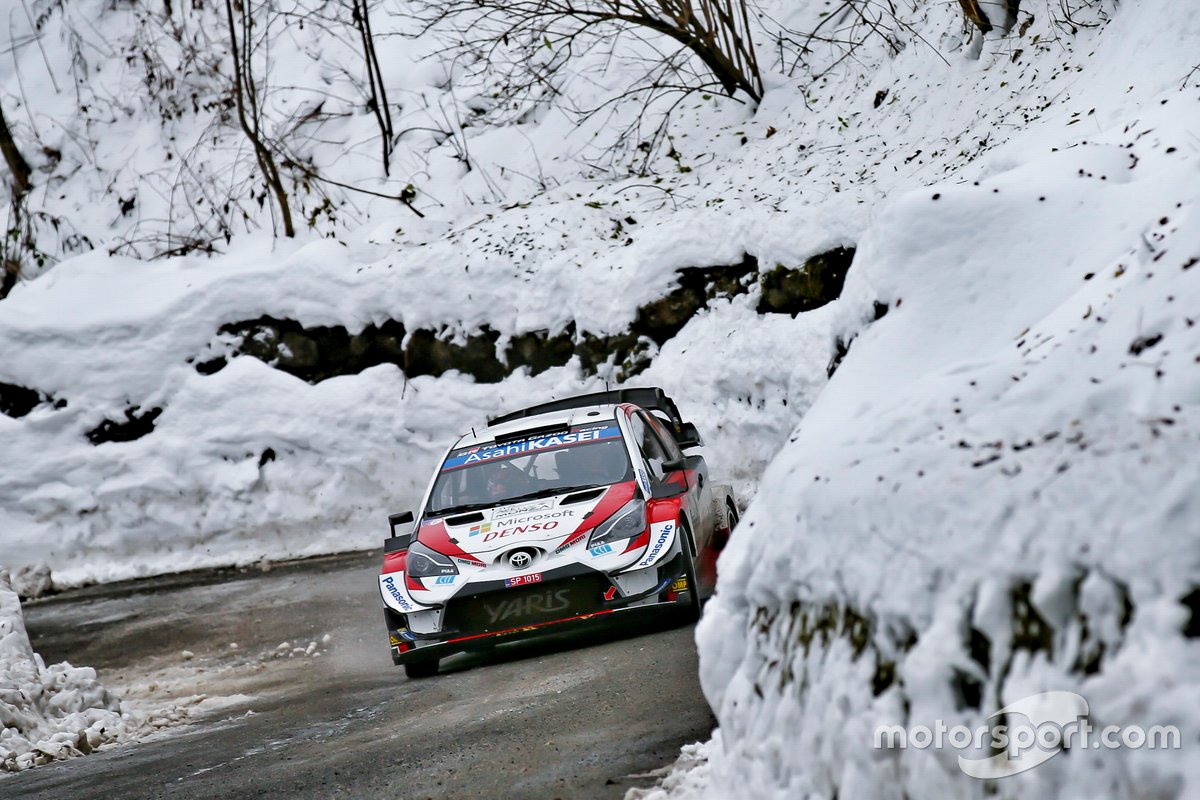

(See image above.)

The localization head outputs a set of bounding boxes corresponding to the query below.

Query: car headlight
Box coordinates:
[587,499,646,548]
[406,541,459,578]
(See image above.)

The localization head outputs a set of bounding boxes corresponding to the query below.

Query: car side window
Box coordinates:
[644,413,684,462]
[433,468,468,509]
[632,412,670,482]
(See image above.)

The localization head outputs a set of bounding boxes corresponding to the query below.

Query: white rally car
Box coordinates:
[378,388,738,678]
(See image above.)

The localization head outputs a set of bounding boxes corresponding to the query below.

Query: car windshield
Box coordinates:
[427,422,633,515]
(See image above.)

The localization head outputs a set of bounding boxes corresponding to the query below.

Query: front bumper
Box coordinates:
[387,553,691,665]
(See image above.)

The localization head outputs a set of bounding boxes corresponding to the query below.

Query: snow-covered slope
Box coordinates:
[677,3,1200,799]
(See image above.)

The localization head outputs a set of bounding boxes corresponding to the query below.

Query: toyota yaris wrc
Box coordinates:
[378,388,738,678]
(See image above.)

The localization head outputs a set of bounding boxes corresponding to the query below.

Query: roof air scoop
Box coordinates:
[561,487,606,505]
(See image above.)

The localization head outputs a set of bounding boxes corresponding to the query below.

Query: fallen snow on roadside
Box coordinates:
[0,570,264,773]
[626,740,713,800]
[0,570,130,771]
[0,569,341,773]
[270,634,333,660]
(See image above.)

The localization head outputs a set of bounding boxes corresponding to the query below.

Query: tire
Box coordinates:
[711,498,738,555]
[404,659,439,679]
[676,524,702,624]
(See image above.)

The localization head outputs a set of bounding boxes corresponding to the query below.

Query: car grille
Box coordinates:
[444,574,609,633]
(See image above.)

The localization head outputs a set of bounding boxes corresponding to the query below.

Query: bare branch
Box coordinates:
[0,103,32,200]
[401,0,764,167]
[224,0,295,238]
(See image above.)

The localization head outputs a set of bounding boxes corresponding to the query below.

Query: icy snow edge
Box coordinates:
[0,570,130,772]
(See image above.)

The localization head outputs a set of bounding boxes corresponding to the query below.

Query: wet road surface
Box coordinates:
[6,551,714,799]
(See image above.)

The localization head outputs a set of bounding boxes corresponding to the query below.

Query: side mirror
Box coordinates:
[651,482,687,500]
[385,511,416,553]
[675,422,704,450]
[661,457,686,472]
[388,510,415,536]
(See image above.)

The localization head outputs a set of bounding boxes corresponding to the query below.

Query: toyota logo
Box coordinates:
[509,551,532,570]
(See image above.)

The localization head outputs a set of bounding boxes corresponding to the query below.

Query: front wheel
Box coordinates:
[676,525,702,624]
[404,659,439,679]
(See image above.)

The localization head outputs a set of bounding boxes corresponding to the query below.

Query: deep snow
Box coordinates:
[2,0,1198,792]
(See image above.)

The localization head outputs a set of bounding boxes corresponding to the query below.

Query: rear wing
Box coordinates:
[488,387,704,449]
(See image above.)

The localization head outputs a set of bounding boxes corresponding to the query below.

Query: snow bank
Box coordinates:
[0,293,832,586]
[685,3,1200,799]
[627,740,714,800]
[0,571,131,771]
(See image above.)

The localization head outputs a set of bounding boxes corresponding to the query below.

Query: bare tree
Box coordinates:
[958,0,1021,35]
[349,0,395,175]
[0,104,32,202]
[409,0,764,158]
[224,0,295,238]
[1,102,35,297]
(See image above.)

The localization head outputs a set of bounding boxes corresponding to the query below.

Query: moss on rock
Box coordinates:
[757,247,856,316]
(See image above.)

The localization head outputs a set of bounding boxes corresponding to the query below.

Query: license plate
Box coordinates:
[504,573,543,587]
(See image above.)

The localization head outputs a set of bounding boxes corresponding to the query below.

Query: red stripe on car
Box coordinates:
[382,551,407,575]
[444,610,616,644]
[416,519,481,562]
[571,481,637,537]
[622,529,651,554]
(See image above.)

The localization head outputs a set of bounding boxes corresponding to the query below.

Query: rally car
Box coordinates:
[378,387,738,678]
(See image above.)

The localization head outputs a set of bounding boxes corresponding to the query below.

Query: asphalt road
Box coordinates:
[5,551,714,799]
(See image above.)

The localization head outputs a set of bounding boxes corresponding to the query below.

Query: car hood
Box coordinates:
[417,482,637,562]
